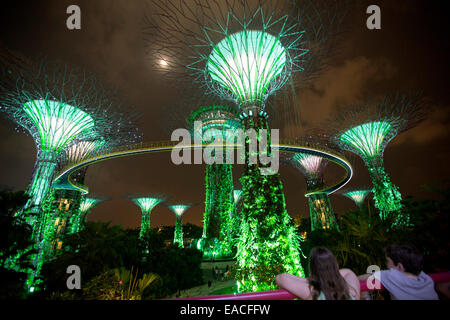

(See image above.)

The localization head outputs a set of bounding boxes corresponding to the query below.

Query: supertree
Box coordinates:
[69,195,110,234]
[233,189,243,205]
[187,105,241,259]
[289,152,339,231]
[341,188,372,209]
[165,203,195,248]
[329,93,427,224]
[0,49,141,289]
[144,0,344,292]
[125,193,169,239]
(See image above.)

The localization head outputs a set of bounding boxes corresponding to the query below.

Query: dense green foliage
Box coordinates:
[37,222,204,299]
[0,189,35,299]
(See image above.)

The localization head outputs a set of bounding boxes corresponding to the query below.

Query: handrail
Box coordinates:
[166,272,450,300]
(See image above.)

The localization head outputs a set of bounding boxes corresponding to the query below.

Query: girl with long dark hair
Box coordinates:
[276,247,360,300]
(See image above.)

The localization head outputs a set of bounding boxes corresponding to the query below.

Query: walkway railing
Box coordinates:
[167,272,450,300]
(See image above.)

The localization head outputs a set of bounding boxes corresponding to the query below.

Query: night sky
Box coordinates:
[0,0,449,229]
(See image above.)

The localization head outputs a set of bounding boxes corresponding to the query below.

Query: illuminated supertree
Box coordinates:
[289,151,339,231]
[70,196,110,234]
[341,188,372,208]
[125,193,169,239]
[145,0,344,291]
[0,50,141,289]
[165,203,195,248]
[0,53,140,224]
[329,93,426,224]
[187,105,240,258]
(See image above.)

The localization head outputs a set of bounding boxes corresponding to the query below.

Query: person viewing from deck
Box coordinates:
[358,244,439,300]
[276,247,360,300]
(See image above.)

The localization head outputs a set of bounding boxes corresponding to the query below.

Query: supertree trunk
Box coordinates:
[23,150,58,227]
[236,114,304,292]
[366,156,405,224]
[174,218,184,248]
[202,163,236,258]
[308,193,339,231]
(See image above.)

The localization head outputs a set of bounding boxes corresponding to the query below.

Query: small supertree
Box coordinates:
[187,105,240,258]
[125,194,169,239]
[165,203,195,248]
[70,196,110,234]
[329,93,426,224]
[341,188,372,209]
[289,151,339,231]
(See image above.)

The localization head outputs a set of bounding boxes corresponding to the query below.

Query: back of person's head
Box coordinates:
[308,247,350,300]
[385,244,424,276]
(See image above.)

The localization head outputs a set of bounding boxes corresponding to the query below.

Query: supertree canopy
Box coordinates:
[125,194,169,239]
[145,0,344,292]
[341,188,372,208]
[330,93,427,224]
[290,151,339,231]
[165,203,195,248]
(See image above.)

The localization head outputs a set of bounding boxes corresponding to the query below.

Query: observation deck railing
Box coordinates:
[166,271,450,300]
[54,138,352,196]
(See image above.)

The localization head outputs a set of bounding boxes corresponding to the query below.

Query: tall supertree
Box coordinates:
[329,93,426,224]
[187,105,240,258]
[165,203,195,248]
[144,0,344,292]
[289,152,339,231]
[0,49,141,289]
[125,193,169,239]
[341,188,372,209]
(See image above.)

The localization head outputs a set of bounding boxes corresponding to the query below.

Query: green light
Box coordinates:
[340,121,392,159]
[207,30,287,108]
[343,190,371,207]
[338,121,405,221]
[167,204,194,248]
[79,198,102,213]
[23,100,95,153]
[21,100,95,215]
[128,196,167,239]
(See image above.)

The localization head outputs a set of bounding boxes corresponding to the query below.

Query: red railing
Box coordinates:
[168,272,450,300]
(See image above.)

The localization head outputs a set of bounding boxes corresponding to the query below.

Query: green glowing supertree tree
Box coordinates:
[187,105,240,259]
[165,203,196,248]
[125,193,169,239]
[329,93,427,224]
[70,195,110,234]
[289,151,339,231]
[340,188,372,208]
[0,49,141,290]
[145,0,344,292]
